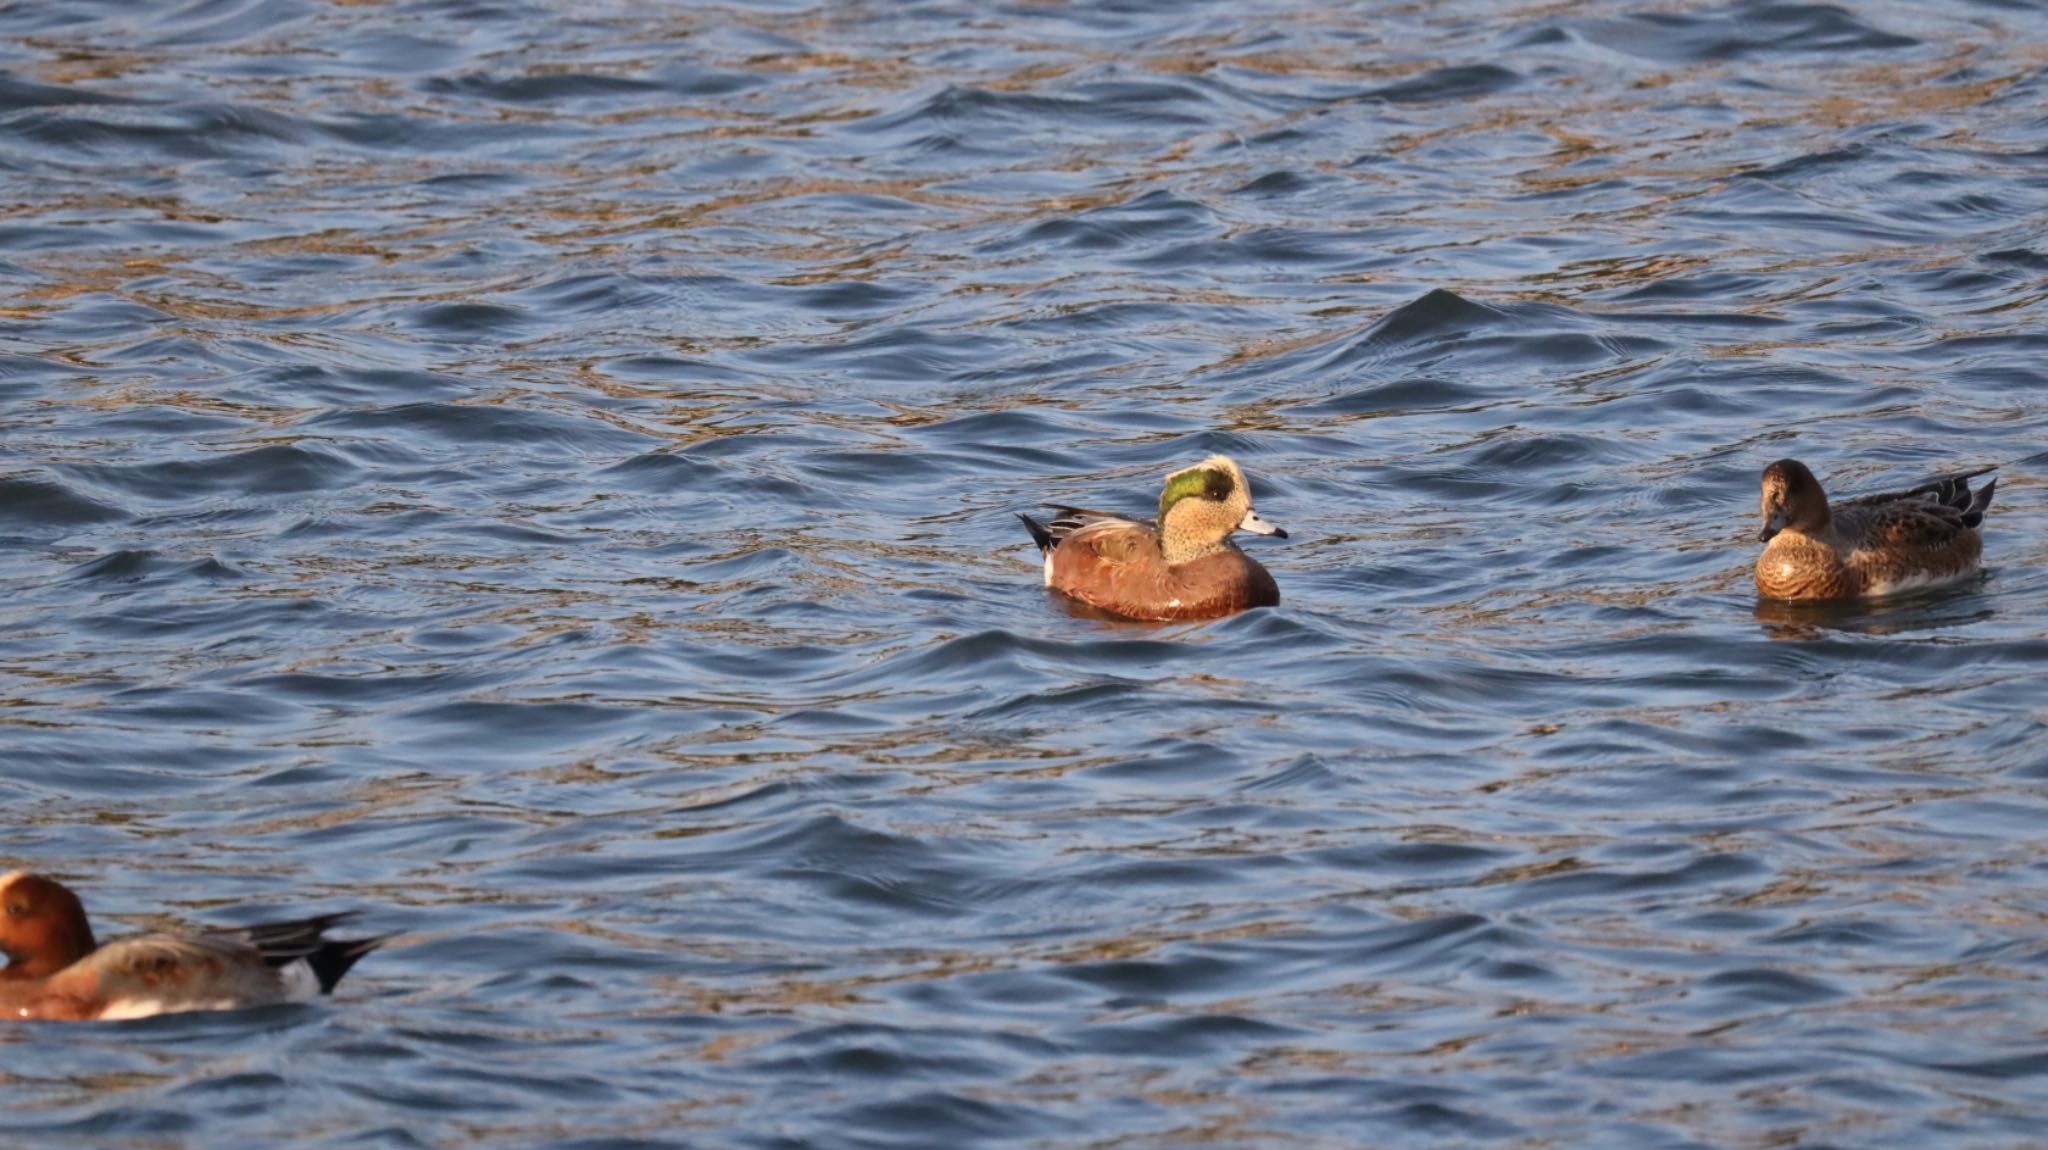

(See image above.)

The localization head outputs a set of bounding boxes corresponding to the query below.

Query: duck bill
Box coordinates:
[1238,508,1287,539]
[1757,512,1786,543]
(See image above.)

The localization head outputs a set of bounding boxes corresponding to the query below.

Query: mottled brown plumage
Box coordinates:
[1754,459,1996,601]
[1018,455,1286,621]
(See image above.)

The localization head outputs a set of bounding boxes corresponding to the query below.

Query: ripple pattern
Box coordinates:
[3,1,2048,1148]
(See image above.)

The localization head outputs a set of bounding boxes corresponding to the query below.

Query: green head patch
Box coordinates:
[1159,465,1236,521]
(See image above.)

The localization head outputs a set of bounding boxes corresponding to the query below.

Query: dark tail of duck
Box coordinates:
[1018,512,1055,555]
[1920,465,1997,511]
[231,912,389,994]
[1962,476,1997,528]
[304,935,388,995]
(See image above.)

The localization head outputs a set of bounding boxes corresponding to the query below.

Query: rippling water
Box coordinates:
[4,1,2048,1145]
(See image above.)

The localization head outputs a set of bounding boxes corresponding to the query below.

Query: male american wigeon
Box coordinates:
[0,871,384,1021]
[1018,454,1287,621]
[1754,458,1997,601]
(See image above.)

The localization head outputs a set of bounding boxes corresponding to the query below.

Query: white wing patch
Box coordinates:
[277,960,322,1003]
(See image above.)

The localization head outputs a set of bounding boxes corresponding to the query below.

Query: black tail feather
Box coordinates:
[217,912,388,994]
[305,935,389,995]
[1018,512,1054,555]
[1875,466,1998,512]
[1935,466,1995,508]
[1962,476,1998,528]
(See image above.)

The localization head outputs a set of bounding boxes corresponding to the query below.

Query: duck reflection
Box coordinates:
[1752,581,1995,639]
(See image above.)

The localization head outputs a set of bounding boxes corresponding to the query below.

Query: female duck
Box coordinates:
[1019,454,1287,621]
[0,871,383,1021]
[1755,459,1996,600]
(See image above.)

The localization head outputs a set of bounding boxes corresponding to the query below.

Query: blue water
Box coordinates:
[4,1,2048,1146]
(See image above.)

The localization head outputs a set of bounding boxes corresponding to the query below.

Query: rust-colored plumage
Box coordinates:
[0,872,94,980]
[1754,459,1996,601]
[1019,455,1286,621]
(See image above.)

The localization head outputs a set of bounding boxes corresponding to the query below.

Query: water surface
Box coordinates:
[4,1,2048,1147]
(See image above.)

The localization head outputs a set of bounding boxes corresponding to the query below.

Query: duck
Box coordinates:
[0,871,384,1021]
[1018,454,1287,621]
[1754,458,1997,600]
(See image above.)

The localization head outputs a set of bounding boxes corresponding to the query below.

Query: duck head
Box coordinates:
[1157,454,1285,564]
[1759,458,1831,543]
[0,871,97,979]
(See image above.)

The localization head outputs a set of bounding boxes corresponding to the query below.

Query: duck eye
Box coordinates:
[4,903,24,917]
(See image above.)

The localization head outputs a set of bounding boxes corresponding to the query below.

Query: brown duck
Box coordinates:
[1019,455,1287,621]
[1754,458,1997,600]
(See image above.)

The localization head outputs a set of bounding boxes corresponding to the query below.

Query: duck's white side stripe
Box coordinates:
[1862,565,1976,598]
[98,998,241,1021]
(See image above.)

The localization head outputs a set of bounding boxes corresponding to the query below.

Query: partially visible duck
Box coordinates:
[1019,454,1287,621]
[0,871,383,1021]
[1755,458,1997,601]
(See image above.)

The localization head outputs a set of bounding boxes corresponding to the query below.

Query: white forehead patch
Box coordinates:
[0,872,24,896]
